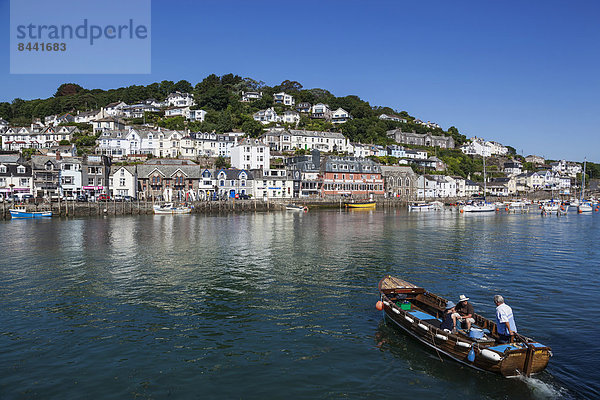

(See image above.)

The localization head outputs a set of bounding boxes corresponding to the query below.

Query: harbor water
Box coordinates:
[0,209,598,399]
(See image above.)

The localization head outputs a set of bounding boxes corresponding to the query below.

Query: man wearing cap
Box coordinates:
[453,294,475,331]
[440,301,457,333]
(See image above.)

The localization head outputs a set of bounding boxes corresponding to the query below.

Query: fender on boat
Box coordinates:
[392,308,401,314]
[418,323,429,331]
[435,334,448,341]
[404,316,414,323]
[480,349,502,362]
[457,341,470,348]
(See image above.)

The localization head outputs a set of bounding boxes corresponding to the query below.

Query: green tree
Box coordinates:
[215,156,230,169]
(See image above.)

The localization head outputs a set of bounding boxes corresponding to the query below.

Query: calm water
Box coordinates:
[0,209,598,399]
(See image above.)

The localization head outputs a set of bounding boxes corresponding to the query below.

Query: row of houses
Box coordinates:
[253,105,352,125]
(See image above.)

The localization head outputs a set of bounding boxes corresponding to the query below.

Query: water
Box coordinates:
[0,209,598,399]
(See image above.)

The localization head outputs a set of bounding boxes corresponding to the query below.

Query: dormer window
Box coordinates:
[0,165,6,173]
[17,166,25,174]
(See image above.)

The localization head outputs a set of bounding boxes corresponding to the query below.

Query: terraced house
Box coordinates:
[320,156,384,198]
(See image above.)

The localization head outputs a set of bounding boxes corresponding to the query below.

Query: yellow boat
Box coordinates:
[345,201,376,209]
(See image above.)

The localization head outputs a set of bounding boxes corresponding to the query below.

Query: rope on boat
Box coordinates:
[429,330,444,362]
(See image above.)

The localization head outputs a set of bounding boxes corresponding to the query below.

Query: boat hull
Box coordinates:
[9,209,52,218]
[153,206,191,214]
[378,276,551,377]
[346,202,376,209]
[462,204,496,213]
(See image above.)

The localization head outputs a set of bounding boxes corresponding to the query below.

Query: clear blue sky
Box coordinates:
[1,0,599,162]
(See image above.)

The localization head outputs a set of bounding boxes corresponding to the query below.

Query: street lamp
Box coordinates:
[8,183,15,203]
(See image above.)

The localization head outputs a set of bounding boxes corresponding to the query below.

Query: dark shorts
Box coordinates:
[497,333,512,344]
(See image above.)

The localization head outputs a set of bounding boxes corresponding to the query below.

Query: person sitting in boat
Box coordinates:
[494,295,517,344]
[452,294,475,331]
[440,301,457,333]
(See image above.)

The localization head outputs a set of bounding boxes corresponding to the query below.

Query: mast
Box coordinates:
[581,158,587,202]
[483,155,487,203]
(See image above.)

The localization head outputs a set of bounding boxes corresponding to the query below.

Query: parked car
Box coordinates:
[123,195,136,202]
[114,195,124,202]
[22,194,34,202]
[239,193,250,200]
[98,194,111,202]
[65,195,76,201]
[76,195,88,202]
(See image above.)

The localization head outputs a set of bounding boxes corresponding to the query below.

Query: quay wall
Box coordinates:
[0,193,560,220]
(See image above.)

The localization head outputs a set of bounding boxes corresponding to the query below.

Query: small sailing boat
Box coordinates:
[461,156,495,213]
[578,159,593,213]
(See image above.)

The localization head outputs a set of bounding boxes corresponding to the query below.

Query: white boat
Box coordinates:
[540,200,568,215]
[408,202,435,211]
[462,202,496,213]
[9,206,52,219]
[461,157,496,213]
[506,201,529,213]
[286,204,308,212]
[153,203,192,214]
[578,159,593,213]
[578,201,593,213]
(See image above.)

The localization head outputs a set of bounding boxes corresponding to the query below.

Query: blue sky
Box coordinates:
[1,0,599,162]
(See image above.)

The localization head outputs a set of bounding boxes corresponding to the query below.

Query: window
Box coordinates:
[88,178,94,185]
[20,178,28,186]
[120,169,125,176]
[0,165,6,173]
[219,180,225,186]
[120,178,126,186]
[0,178,5,186]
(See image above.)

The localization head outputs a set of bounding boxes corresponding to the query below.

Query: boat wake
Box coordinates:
[518,375,567,399]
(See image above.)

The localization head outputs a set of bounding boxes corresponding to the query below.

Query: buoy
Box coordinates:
[578,210,582,214]
[560,206,564,211]
[376,301,383,311]
[468,347,476,362]
[496,208,499,212]
[480,349,502,362]
[505,207,508,212]
[460,209,464,213]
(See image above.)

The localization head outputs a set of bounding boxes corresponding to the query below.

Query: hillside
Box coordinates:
[0,74,467,146]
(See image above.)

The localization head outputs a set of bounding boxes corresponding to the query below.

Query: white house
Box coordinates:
[231,138,270,172]
[261,129,351,153]
[110,166,137,197]
[379,114,407,123]
[280,110,300,125]
[251,168,293,199]
[165,107,190,118]
[273,92,295,106]
[241,91,262,102]
[331,108,351,124]
[253,107,279,124]
[187,109,207,122]
[310,103,332,120]
[92,118,125,133]
[103,101,128,117]
[416,175,438,199]
[58,158,82,198]
[166,92,195,107]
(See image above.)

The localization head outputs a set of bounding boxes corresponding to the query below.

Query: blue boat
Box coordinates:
[9,206,52,219]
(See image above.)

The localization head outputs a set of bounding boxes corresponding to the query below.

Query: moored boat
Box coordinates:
[345,201,376,209]
[377,276,551,377]
[461,201,496,213]
[286,204,308,212]
[153,203,192,214]
[9,206,52,219]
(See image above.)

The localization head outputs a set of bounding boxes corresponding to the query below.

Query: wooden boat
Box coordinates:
[285,204,308,212]
[9,206,52,219]
[345,201,376,209]
[153,203,192,214]
[377,276,551,377]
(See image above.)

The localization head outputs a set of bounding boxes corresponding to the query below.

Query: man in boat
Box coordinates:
[453,294,475,331]
[494,295,517,344]
[440,301,457,333]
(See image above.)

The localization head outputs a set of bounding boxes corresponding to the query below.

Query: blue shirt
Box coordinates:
[496,303,517,335]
